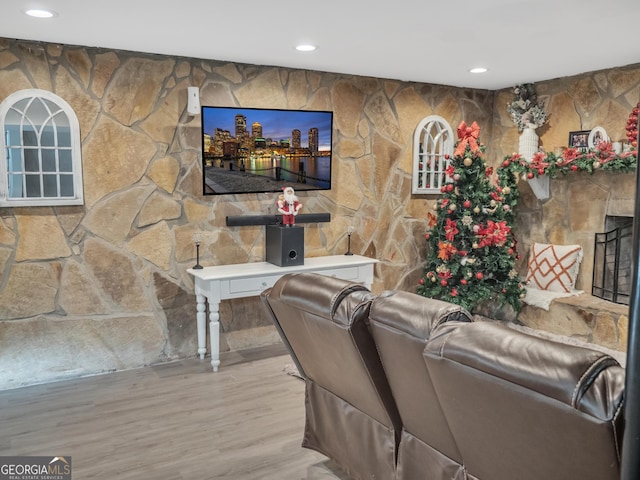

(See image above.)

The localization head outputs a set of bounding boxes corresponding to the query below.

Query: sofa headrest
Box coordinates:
[369,290,472,339]
[267,272,372,325]
[426,321,625,420]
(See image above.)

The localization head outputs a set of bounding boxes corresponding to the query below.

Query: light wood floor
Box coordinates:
[0,345,350,480]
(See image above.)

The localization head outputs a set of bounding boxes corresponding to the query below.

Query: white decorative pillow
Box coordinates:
[525,243,583,293]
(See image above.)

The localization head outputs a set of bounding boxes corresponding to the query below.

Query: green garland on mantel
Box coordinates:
[497,143,638,184]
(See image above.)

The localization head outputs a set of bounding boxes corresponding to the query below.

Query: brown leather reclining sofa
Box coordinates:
[261,272,626,480]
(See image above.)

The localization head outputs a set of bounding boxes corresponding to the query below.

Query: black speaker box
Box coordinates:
[266,225,304,267]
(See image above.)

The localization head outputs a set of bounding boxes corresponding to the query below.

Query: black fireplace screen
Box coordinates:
[592,218,633,305]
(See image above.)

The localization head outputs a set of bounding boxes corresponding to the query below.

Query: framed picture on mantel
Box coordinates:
[568,130,590,149]
[588,126,609,149]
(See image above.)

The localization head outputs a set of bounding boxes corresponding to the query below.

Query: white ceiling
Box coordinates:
[2,0,640,90]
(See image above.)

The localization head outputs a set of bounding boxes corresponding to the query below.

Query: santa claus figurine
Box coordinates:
[277,186,302,226]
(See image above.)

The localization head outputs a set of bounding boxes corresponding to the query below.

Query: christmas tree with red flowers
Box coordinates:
[417,121,525,312]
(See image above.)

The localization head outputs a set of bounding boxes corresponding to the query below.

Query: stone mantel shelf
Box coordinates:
[524,169,637,215]
[518,292,629,354]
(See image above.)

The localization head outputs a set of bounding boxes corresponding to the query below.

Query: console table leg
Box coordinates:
[196,294,207,360]
[209,302,221,372]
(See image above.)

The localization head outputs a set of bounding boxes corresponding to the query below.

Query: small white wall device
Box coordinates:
[187,86,200,115]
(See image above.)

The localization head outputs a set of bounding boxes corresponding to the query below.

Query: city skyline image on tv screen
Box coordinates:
[200,106,333,195]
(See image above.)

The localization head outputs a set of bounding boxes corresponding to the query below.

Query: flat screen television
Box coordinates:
[201,106,333,195]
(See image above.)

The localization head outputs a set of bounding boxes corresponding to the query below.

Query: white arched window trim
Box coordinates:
[0,89,83,207]
[412,115,454,194]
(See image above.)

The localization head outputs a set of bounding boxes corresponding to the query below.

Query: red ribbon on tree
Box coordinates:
[454,121,481,157]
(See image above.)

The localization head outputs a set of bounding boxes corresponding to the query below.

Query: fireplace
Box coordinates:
[516,171,636,300]
[592,215,633,305]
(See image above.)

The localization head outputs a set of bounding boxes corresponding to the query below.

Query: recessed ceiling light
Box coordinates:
[296,44,317,52]
[24,8,57,18]
[469,67,488,74]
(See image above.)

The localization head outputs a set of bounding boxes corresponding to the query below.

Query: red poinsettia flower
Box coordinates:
[596,141,613,154]
[530,152,550,172]
[477,220,511,248]
[557,147,580,166]
[485,166,494,177]
[444,218,459,242]
[595,141,616,164]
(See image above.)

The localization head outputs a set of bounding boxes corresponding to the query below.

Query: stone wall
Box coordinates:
[0,37,495,389]
[1,36,638,389]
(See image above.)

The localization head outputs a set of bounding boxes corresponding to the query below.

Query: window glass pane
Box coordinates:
[11,99,30,113]
[22,128,38,147]
[42,149,56,172]
[7,149,22,172]
[25,98,50,126]
[24,149,39,171]
[59,150,72,172]
[8,174,23,197]
[45,99,64,121]
[60,174,74,197]
[43,174,58,197]
[57,126,71,147]
[6,109,21,124]
[25,174,41,197]
[5,124,20,146]
[52,110,70,128]
[41,124,55,146]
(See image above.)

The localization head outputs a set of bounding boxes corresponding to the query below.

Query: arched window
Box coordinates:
[412,115,454,194]
[0,89,83,206]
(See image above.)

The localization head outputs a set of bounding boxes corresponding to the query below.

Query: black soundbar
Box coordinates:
[226,213,331,227]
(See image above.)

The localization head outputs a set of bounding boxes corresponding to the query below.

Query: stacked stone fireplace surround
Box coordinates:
[514,170,633,352]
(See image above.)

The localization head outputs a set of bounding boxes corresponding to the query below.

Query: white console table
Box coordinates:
[187,255,378,371]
